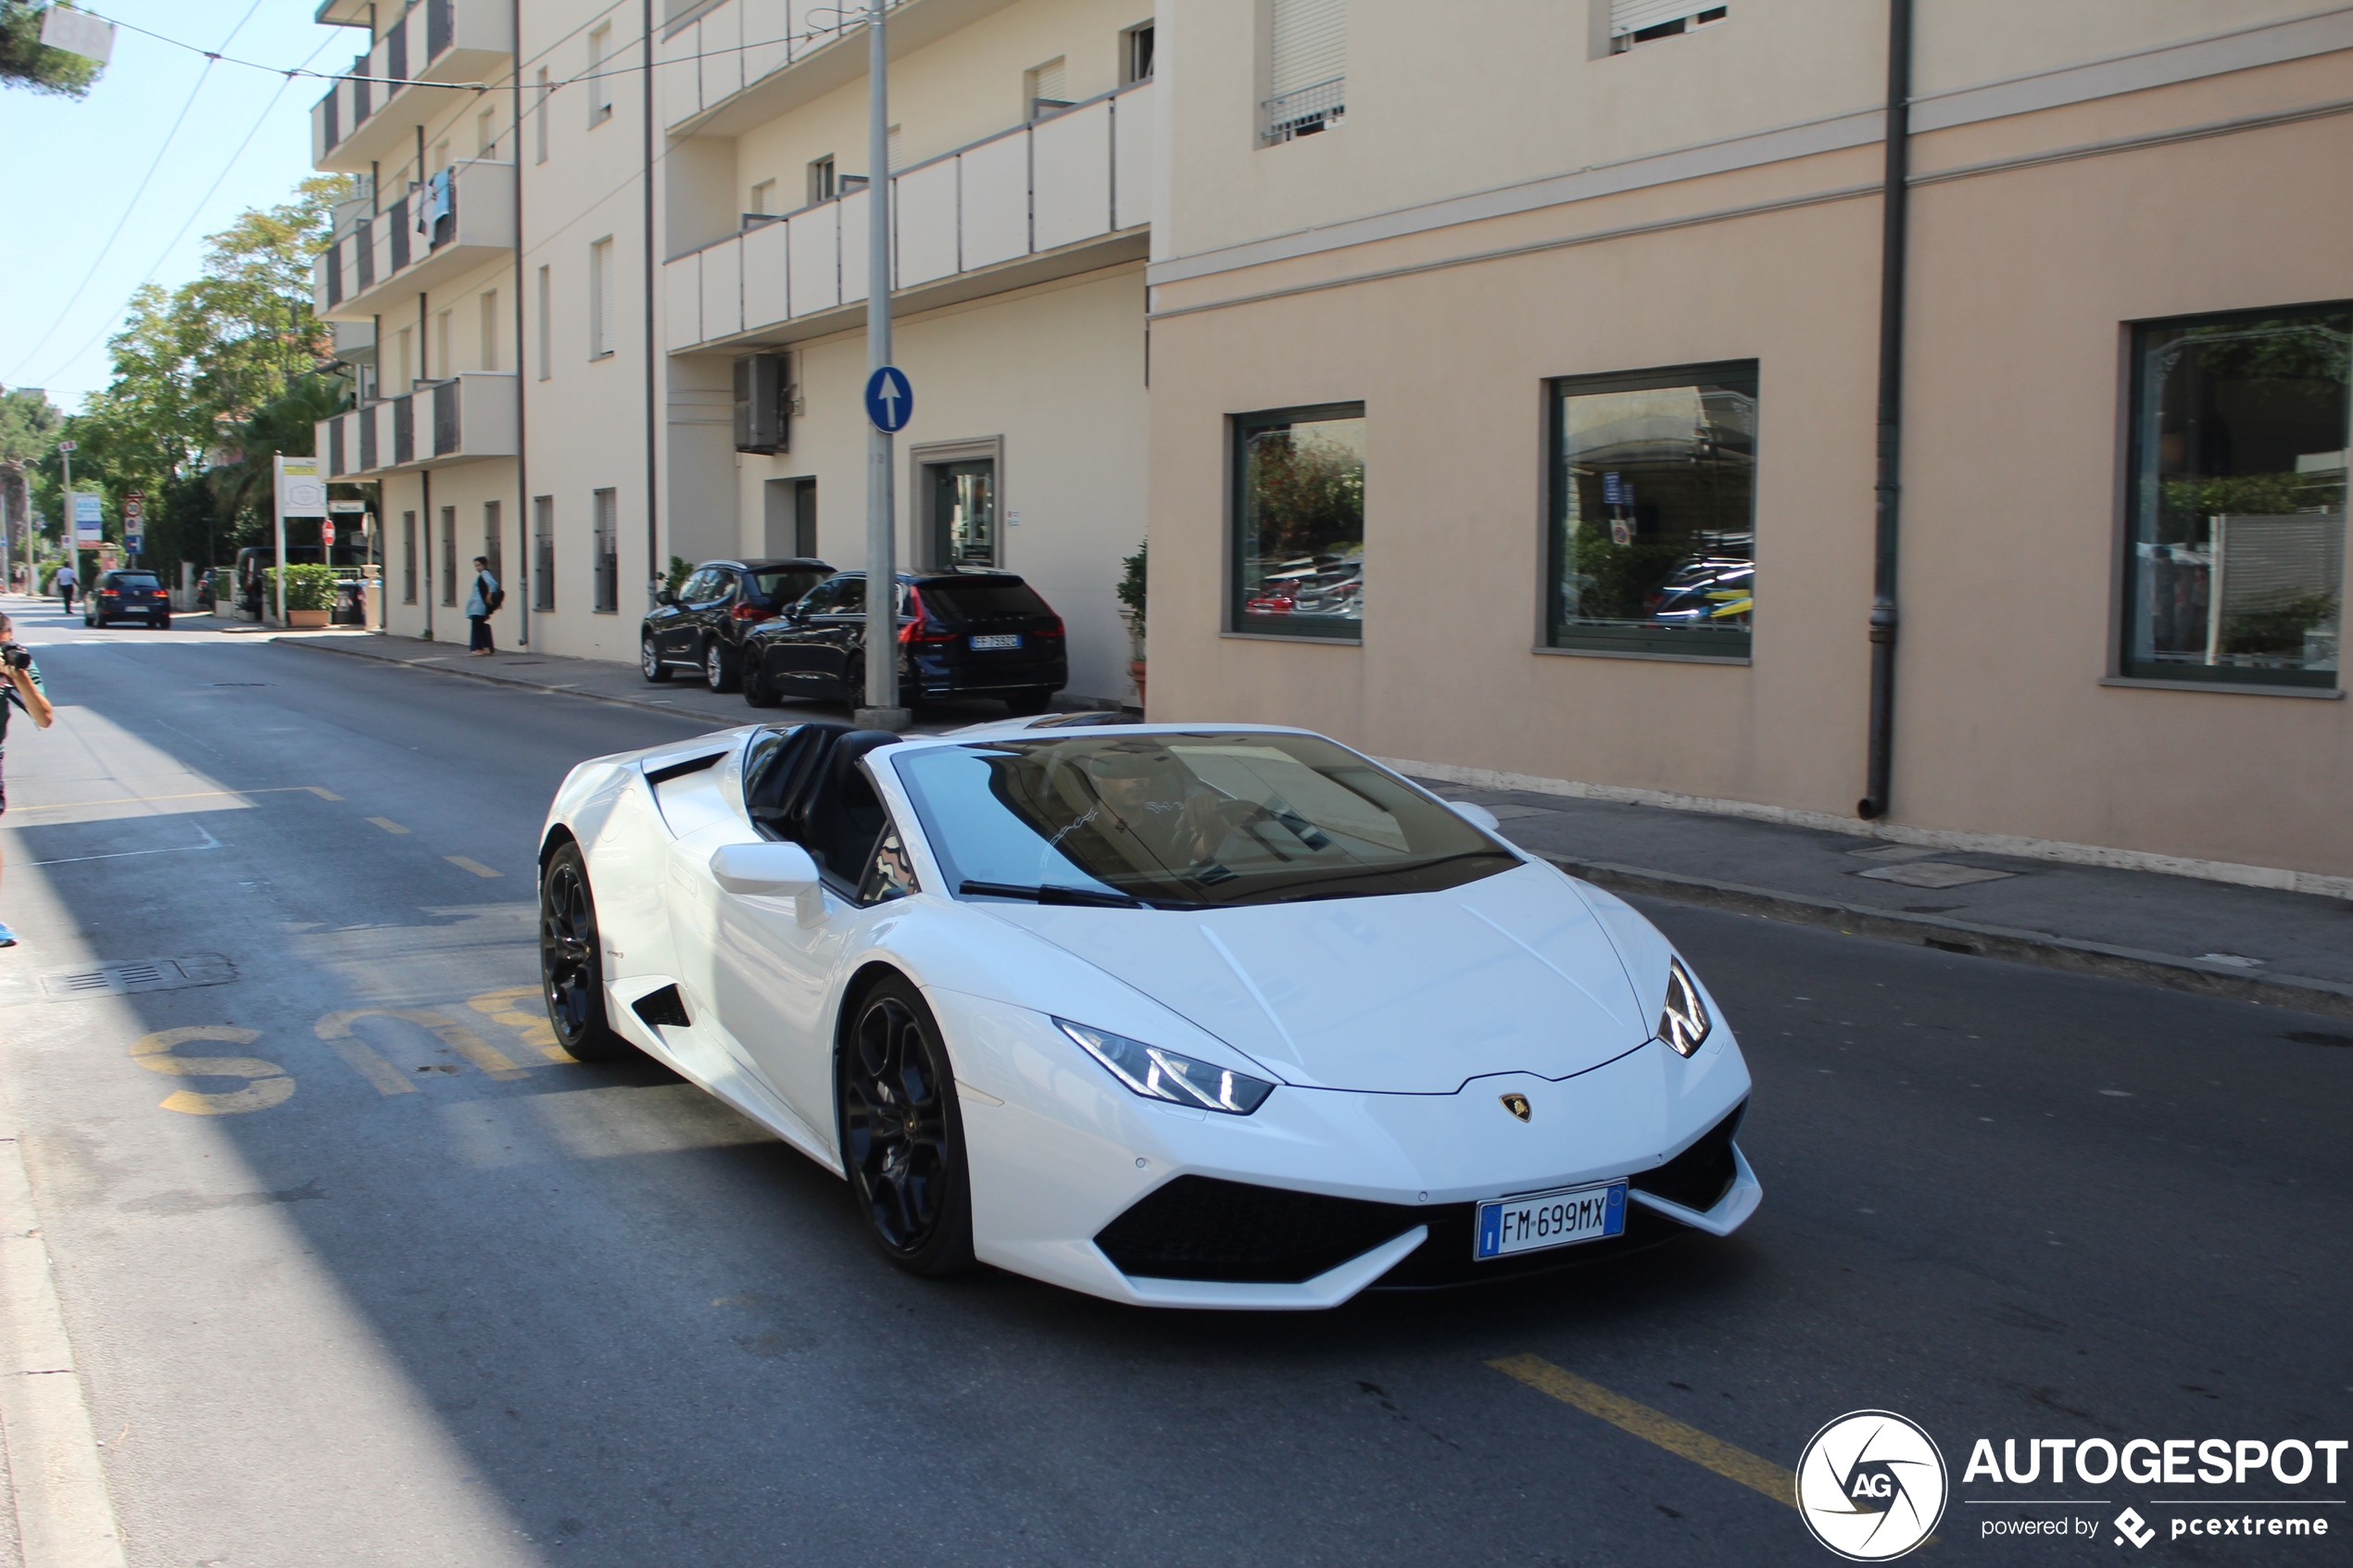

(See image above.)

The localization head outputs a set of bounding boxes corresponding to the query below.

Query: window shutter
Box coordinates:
[1269,0,1345,97]
[1612,1,1719,40]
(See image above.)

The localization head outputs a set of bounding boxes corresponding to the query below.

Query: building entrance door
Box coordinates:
[927,458,996,569]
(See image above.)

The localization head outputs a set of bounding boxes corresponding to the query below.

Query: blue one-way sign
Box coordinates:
[864,366,912,433]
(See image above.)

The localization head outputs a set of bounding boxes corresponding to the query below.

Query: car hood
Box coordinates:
[985,862,1652,1094]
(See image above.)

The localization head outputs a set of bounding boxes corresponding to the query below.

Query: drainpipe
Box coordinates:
[512,0,528,646]
[1858,0,1913,821]
[641,0,660,612]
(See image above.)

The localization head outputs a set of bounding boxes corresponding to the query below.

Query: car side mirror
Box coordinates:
[655,588,676,606]
[710,841,824,926]
[1446,800,1503,834]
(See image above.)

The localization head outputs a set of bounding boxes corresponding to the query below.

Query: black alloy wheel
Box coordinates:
[704,639,737,693]
[640,634,673,683]
[539,842,632,1061]
[742,651,781,708]
[838,977,975,1274]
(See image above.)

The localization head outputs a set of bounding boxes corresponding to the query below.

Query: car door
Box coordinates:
[657,570,713,660]
[761,576,841,691]
[806,575,869,698]
[695,568,744,657]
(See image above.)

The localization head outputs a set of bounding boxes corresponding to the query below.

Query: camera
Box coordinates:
[1,644,32,671]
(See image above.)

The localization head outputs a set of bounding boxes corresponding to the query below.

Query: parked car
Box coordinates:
[84,570,170,629]
[641,558,833,692]
[739,570,1068,715]
[195,568,220,610]
[1644,557,1754,628]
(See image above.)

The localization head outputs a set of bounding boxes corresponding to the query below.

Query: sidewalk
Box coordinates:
[1418,779,2353,1024]
[275,625,2351,1023]
[276,627,1114,734]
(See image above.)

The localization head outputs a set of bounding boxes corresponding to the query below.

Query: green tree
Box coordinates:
[0,3,102,97]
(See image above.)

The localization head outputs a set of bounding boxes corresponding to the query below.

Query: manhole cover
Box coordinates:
[36,954,238,999]
[1855,862,2017,890]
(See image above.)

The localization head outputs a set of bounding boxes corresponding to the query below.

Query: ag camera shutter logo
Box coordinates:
[1796,1410,1948,1561]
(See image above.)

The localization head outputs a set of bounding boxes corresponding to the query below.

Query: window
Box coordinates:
[1263,0,1344,144]
[808,155,836,206]
[396,326,413,390]
[440,507,458,606]
[1123,22,1155,84]
[926,458,998,569]
[1026,57,1070,120]
[593,487,619,612]
[433,310,452,381]
[535,265,551,381]
[534,67,550,162]
[475,106,497,158]
[401,510,418,603]
[1606,1,1729,56]
[749,178,775,216]
[479,290,498,371]
[1547,361,1756,659]
[482,500,502,588]
[886,124,902,173]
[2123,303,2347,689]
[588,237,615,358]
[1231,403,1365,639]
[533,495,555,610]
[587,25,614,125]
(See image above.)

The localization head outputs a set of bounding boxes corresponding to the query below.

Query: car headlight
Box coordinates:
[1054,1018,1276,1115]
[1658,958,1713,1058]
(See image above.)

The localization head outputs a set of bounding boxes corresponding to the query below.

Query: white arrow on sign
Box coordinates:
[877,372,903,423]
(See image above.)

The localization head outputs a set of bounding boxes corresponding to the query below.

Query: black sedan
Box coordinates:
[641,558,832,692]
[740,570,1068,715]
[84,570,171,629]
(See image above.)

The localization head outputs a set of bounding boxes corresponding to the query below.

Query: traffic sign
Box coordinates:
[322,521,336,547]
[124,532,144,553]
[863,366,912,433]
[123,492,145,524]
[56,440,75,453]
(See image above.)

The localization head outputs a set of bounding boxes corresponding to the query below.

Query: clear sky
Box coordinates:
[1,3,362,408]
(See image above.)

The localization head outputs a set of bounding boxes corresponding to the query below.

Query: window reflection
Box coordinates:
[2126,306,2347,687]
[1233,405,1365,637]
[1551,365,1756,657]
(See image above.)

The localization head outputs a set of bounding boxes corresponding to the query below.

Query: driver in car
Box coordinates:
[1075,746,1262,874]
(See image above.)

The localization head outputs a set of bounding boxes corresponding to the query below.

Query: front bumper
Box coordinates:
[943,991,1756,1310]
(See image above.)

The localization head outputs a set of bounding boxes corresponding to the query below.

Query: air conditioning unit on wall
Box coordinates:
[734,352,789,455]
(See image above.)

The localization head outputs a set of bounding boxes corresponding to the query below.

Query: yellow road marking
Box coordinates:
[316,1033,417,1096]
[129,1026,296,1115]
[446,856,502,878]
[7,786,339,813]
[1488,1354,1796,1510]
[365,816,409,834]
[466,985,573,1062]
[315,1007,530,1082]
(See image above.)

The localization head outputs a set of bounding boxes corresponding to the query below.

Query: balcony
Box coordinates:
[316,371,519,481]
[311,0,515,173]
[313,159,516,322]
[663,81,1151,354]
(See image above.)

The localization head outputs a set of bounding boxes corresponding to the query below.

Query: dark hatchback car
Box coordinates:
[85,570,170,629]
[640,558,833,692]
[740,570,1068,715]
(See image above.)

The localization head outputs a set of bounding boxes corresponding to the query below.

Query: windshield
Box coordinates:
[920,579,1050,619]
[107,573,159,587]
[751,568,826,605]
[893,732,1518,909]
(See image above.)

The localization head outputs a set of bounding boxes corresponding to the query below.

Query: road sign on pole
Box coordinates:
[322,521,336,548]
[863,366,912,433]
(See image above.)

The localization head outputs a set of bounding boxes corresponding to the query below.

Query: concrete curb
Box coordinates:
[1547,854,2353,1025]
[280,635,747,728]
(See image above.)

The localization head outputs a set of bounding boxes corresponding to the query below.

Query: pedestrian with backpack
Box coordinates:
[465,556,503,657]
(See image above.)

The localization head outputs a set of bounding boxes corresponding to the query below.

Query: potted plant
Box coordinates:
[275,563,340,629]
[1116,540,1147,713]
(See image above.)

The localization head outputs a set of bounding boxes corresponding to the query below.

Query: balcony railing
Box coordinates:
[316,371,519,481]
[1261,76,1344,144]
[659,0,914,133]
[311,0,514,171]
[313,159,516,321]
[662,80,1151,354]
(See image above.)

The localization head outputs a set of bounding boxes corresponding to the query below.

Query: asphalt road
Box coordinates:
[0,599,2346,1568]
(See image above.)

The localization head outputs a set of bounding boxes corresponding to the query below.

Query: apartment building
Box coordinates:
[309,0,1156,702]
[1145,0,2353,887]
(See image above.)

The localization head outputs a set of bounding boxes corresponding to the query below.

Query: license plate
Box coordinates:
[969,633,1022,650]
[1474,1181,1628,1260]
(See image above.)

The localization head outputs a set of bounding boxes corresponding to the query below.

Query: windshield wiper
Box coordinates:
[960,880,1150,909]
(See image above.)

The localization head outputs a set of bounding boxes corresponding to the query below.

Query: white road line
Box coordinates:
[0,1132,129,1568]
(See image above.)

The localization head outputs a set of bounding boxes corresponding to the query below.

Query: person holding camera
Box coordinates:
[0,614,56,948]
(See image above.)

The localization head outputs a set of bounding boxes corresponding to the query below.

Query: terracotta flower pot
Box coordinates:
[286,608,331,629]
[1127,657,1147,714]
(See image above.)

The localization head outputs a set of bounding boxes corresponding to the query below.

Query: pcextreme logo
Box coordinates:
[1795,1410,1950,1562]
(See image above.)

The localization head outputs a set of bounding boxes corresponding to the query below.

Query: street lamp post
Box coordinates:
[58,439,78,602]
[855,1,909,732]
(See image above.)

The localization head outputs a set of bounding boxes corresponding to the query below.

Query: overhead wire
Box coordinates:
[6,0,269,383]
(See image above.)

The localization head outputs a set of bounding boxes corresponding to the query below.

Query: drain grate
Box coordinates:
[36,954,238,999]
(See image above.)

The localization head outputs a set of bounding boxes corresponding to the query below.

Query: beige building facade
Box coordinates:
[1144,0,2353,890]
[309,0,1156,702]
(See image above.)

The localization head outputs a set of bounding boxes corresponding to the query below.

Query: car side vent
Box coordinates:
[1094,1175,1420,1284]
[1628,1098,1745,1212]
[631,985,691,1029]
